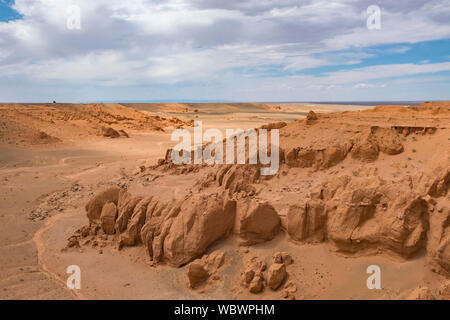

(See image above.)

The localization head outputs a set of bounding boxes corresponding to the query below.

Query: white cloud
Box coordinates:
[0,0,449,101]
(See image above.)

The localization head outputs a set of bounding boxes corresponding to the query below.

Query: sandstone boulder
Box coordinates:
[162,195,236,266]
[267,263,286,290]
[235,199,280,245]
[187,262,209,288]
[306,110,318,123]
[103,127,120,138]
[272,252,293,265]
[249,275,264,293]
[374,127,404,155]
[85,186,121,224]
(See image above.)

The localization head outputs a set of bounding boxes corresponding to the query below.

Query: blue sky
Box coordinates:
[0,1,21,22]
[0,0,449,102]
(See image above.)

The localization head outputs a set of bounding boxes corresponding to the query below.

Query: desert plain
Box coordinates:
[0,101,449,300]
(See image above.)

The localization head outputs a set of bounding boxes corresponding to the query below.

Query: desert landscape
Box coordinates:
[0,101,448,300]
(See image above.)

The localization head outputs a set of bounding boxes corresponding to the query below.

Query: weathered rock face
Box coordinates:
[325,176,429,257]
[115,190,143,234]
[374,127,404,155]
[235,199,280,245]
[284,153,450,273]
[119,196,153,247]
[100,202,118,235]
[285,174,432,258]
[161,194,236,267]
[287,200,326,243]
[426,187,450,276]
[284,143,352,170]
[218,165,260,195]
[140,199,182,262]
[85,186,121,224]
[351,127,403,162]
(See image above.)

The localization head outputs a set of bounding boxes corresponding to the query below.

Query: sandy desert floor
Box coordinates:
[0,102,449,300]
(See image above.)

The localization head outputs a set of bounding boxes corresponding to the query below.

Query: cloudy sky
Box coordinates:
[0,0,449,102]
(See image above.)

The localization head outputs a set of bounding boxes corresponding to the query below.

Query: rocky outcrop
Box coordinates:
[285,143,352,170]
[351,127,403,162]
[287,200,326,243]
[284,152,449,272]
[218,165,260,195]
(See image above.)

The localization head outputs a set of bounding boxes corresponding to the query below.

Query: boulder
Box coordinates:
[241,255,267,293]
[187,262,209,288]
[281,252,293,265]
[267,263,286,290]
[351,130,379,162]
[162,195,236,266]
[85,186,121,224]
[351,127,404,162]
[374,127,403,155]
[235,199,280,245]
[103,127,120,138]
[249,275,264,293]
[306,110,318,123]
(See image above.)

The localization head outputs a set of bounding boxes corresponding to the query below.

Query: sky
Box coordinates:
[0,0,449,102]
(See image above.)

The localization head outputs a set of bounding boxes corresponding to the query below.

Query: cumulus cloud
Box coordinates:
[0,0,449,101]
